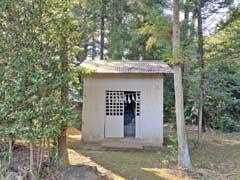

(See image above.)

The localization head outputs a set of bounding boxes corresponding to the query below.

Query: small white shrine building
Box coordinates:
[80,60,173,147]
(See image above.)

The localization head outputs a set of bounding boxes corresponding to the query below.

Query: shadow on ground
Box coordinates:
[67,130,240,180]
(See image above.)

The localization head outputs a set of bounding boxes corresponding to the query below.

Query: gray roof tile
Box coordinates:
[80,60,173,73]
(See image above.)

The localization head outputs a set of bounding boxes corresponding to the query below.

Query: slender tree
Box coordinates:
[172,0,192,169]
[100,0,106,60]
[196,0,205,135]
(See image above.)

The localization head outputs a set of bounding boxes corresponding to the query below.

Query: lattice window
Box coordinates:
[105,91,124,116]
[136,91,141,116]
[105,90,141,116]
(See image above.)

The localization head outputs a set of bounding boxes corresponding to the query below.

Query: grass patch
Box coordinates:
[68,130,240,180]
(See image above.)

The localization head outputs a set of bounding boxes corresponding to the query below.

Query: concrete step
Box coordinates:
[101,138,144,150]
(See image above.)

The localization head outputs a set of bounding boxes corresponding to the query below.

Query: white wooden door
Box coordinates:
[105,91,124,138]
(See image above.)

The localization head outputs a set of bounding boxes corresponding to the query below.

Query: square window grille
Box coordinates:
[105,91,124,116]
[105,91,141,116]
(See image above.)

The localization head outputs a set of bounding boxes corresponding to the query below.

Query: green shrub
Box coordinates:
[220,116,240,133]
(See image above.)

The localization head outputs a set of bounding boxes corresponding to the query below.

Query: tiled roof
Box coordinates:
[80,60,173,73]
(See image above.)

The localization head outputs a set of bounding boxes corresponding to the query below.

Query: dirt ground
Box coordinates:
[2,127,240,180]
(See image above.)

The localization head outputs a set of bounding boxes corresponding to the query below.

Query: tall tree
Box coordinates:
[195,0,234,134]
[0,0,79,168]
[172,0,192,169]
[56,2,79,165]
[106,0,129,59]
[197,0,204,135]
[58,35,70,165]
[100,0,106,60]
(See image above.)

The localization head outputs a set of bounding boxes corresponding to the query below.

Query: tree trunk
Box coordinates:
[184,0,189,21]
[29,141,34,172]
[182,0,190,106]
[38,138,45,173]
[8,138,13,164]
[77,43,88,62]
[173,0,192,169]
[197,0,204,135]
[57,36,69,166]
[57,128,69,165]
[84,44,88,61]
[47,138,51,163]
[100,0,105,60]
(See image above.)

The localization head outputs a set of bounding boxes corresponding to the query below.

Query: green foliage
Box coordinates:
[202,10,240,129]
[0,163,12,179]
[76,0,173,60]
[211,116,240,133]
[220,116,240,133]
[164,74,175,122]
[183,7,240,132]
[106,1,130,59]
[185,57,240,131]
[204,60,240,119]
[127,0,172,61]
[206,8,240,61]
[167,134,178,157]
[0,0,79,172]
[0,0,239,178]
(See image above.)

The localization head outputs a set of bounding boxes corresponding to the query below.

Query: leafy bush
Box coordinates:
[184,59,240,131]
[210,116,240,133]
[220,116,240,133]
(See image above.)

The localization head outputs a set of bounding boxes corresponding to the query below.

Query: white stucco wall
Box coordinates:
[81,73,164,146]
